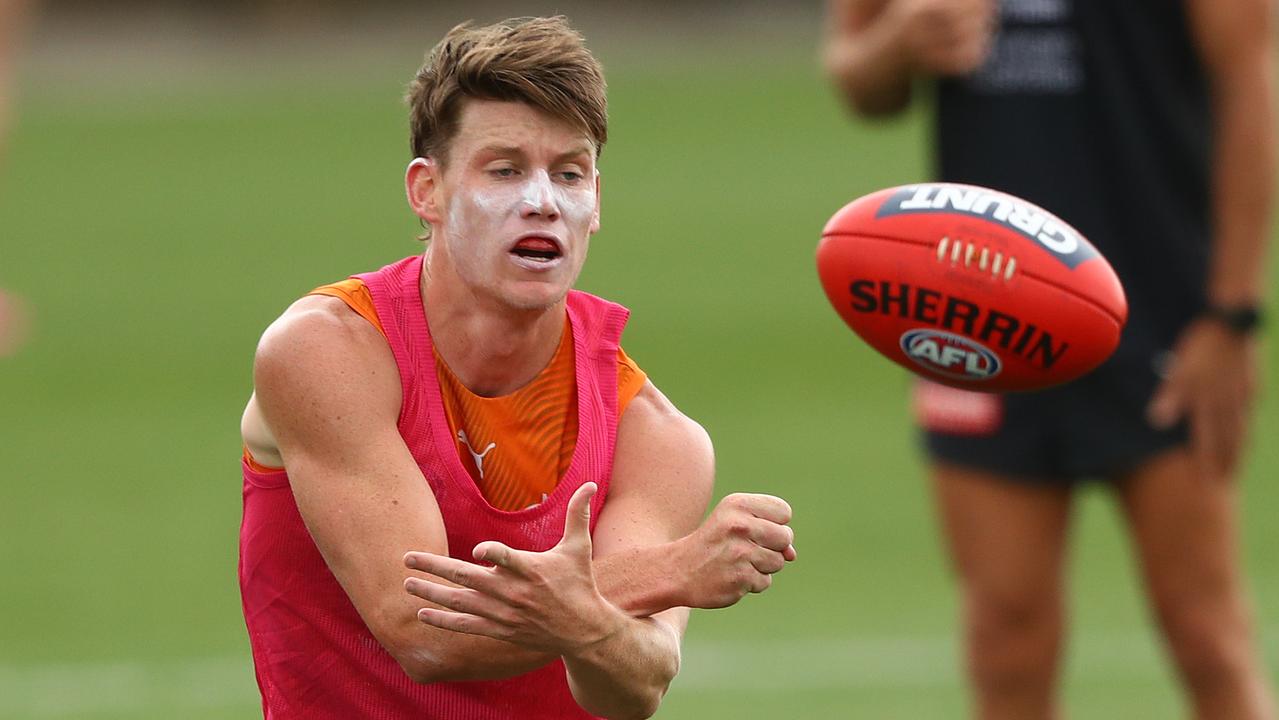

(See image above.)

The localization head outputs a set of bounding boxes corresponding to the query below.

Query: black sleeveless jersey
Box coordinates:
[936,0,1210,361]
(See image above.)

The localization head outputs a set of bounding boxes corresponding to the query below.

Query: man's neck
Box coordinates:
[421,263,566,398]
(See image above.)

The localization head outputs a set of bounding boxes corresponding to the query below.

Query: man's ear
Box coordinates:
[405,157,443,225]
[590,169,602,234]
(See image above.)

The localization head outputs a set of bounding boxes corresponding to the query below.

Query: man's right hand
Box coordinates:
[824,0,996,116]
[669,493,796,609]
[883,0,996,77]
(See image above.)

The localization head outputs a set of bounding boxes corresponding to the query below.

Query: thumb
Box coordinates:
[560,481,598,550]
[1147,377,1185,429]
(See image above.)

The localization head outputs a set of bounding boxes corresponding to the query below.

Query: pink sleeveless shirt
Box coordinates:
[239,256,629,719]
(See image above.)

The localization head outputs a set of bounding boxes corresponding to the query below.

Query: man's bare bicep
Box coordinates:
[253,298,400,467]
[594,381,714,557]
[250,300,450,652]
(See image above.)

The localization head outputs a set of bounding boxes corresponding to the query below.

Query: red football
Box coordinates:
[816,183,1127,392]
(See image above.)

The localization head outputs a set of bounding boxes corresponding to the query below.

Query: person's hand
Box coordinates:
[668,493,796,609]
[884,0,997,76]
[1147,318,1260,479]
[403,482,626,654]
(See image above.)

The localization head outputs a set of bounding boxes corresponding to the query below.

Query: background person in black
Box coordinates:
[824,1,1275,718]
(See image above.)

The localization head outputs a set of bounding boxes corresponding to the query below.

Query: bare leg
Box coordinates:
[1116,448,1275,720]
[932,462,1074,720]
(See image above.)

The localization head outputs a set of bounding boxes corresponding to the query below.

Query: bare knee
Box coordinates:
[965,587,1063,688]
[1157,599,1254,692]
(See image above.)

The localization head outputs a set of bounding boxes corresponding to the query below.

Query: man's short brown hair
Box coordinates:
[407,16,608,164]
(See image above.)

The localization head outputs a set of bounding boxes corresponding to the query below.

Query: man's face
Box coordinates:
[429,99,600,311]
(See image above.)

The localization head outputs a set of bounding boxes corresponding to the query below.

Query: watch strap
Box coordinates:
[1202,303,1264,335]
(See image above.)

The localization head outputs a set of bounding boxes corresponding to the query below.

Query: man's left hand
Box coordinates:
[403,482,627,655]
[1147,318,1260,479]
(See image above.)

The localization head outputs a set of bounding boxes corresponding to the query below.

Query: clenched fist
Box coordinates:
[669,493,796,609]
[886,0,997,76]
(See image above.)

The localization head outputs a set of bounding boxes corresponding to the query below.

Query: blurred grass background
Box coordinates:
[1,2,1276,718]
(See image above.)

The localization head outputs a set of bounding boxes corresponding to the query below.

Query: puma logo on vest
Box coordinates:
[456,430,497,479]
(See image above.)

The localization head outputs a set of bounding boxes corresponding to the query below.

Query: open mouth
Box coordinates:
[510,236,563,263]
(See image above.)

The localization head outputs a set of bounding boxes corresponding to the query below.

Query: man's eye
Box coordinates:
[490,167,517,178]
[557,171,583,182]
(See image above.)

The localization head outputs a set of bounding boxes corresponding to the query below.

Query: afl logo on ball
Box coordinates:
[900,329,1002,381]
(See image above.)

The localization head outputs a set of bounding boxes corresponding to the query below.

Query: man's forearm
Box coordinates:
[405,632,554,683]
[594,542,688,618]
[1206,48,1275,305]
[824,20,915,117]
[563,615,682,720]
[401,548,676,682]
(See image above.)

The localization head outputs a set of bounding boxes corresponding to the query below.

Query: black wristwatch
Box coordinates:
[1202,303,1265,335]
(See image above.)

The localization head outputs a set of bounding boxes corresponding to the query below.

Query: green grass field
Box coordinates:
[2,11,1277,719]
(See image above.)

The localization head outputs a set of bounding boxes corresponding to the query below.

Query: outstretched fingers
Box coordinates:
[415,607,514,641]
[404,551,509,593]
[404,576,520,626]
[403,554,519,639]
[403,483,601,647]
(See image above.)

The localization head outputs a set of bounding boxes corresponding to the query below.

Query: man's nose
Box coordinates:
[519,170,559,220]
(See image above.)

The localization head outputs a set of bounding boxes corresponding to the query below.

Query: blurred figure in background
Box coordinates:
[0,0,30,152]
[0,290,25,356]
[825,1,1275,719]
[0,0,32,357]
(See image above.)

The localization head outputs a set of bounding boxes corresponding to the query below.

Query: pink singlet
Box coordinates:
[238,256,629,719]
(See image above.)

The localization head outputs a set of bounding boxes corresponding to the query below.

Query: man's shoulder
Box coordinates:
[253,294,398,409]
[259,294,383,359]
[607,380,715,527]
[617,381,713,464]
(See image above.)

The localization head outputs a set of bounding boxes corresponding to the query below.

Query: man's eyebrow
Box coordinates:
[473,143,594,162]
[476,144,526,158]
[555,144,595,162]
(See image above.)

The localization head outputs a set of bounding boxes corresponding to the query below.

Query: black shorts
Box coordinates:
[916,353,1188,483]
